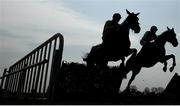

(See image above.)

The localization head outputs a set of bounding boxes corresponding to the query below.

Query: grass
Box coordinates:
[0,61,179,105]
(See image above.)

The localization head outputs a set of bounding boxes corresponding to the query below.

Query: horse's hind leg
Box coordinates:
[125,66,141,91]
[126,66,141,91]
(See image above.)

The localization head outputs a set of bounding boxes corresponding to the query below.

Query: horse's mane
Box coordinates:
[160,30,169,37]
[155,30,168,42]
[120,15,129,26]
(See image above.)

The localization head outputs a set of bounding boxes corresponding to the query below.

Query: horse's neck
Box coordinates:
[155,34,167,48]
[118,21,131,47]
[120,21,130,34]
[121,19,131,29]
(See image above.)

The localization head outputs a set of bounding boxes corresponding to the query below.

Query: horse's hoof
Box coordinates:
[163,67,167,72]
[123,75,127,79]
[170,67,174,72]
[124,88,130,93]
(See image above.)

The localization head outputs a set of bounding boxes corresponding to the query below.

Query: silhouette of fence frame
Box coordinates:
[0,33,64,99]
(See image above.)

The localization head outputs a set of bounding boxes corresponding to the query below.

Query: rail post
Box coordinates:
[0,68,7,90]
[17,64,27,97]
[48,34,64,101]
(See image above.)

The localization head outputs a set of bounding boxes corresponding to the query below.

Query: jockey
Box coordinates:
[140,26,158,46]
[102,13,121,49]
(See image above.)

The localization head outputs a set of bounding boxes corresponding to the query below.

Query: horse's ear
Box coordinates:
[172,28,174,31]
[126,9,131,15]
[167,26,170,30]
[136,12,140,16]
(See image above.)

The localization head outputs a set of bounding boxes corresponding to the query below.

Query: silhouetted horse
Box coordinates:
[125,27,178,90]
[83,10,141,68]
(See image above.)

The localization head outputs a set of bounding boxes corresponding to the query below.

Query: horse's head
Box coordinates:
[126,9,141,33]
[166,27,178,47]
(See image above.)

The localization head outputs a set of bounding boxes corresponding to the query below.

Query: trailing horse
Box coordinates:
[125,27,178,90]
[83,9,141,68]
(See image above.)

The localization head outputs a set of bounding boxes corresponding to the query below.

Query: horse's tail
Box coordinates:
[83,53,89,62]
[83,45,97,62]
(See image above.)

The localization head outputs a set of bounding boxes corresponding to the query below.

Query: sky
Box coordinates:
[0,0,180,91]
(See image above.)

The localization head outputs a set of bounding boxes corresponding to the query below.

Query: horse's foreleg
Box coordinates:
[161,54,176,72]
[122,48,137,79]
[119,57,125,70]
[163,61,167,72]
[126,66,141,91]
[128,48,137,57]
[168,54,176,72]
[128,48,137,62]
[125,48,137,70]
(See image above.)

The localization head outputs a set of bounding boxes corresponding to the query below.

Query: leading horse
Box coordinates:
[83,10,141,68]
[125,27,178,90]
